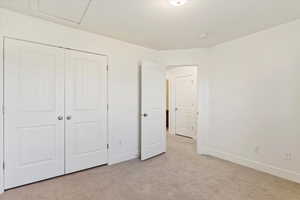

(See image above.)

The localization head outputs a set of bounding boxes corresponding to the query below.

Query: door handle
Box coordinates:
[57,116,64,120]
[66,115,72,120]
[142,113,148,117]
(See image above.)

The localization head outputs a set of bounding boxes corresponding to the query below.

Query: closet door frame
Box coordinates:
[0,36,109,192]
[0,36,4,193]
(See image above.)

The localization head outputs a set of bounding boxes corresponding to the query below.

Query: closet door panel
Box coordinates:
[4,39,65,189]
[65,51,108,173]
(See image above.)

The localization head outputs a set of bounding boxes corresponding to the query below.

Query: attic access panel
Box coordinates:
[32,0,91,24]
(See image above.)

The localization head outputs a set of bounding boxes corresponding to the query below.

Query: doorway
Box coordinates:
[166,66,198,141]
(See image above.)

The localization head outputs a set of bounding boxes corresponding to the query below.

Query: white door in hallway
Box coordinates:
[140,61,166,160]
[65,50,108,173]
[175,72,197,138]
[4,39,65,189]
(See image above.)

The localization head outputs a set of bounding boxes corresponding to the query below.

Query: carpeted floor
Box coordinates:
[1,135,300,200]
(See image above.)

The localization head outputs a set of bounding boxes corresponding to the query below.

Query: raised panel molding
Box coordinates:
[19,49,56,111]
[19,125,56,166]
[73,121,104,155]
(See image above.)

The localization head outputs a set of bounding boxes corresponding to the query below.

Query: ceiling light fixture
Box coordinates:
[199,33,208,39]
[169,0,189,7]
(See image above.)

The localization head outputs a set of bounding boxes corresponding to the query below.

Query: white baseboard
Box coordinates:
[109,151,139,165]
[199,146,300,184]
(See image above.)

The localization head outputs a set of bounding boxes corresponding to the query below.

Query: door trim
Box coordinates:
[3,36,107,57]
[0,35,4,193]
[1,36,109,192]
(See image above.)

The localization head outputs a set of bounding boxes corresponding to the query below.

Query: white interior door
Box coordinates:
[175,74,197,138]
[4,39,65,189]
[140,61,166,160]
[65,50,108,173]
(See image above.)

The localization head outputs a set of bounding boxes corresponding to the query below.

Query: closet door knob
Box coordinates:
[57,116,64,120]
[66,115,72,120]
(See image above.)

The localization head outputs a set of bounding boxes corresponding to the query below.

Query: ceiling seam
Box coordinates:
[78,0,92,25]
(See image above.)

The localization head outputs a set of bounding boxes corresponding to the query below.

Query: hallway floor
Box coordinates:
[1,135,300,200]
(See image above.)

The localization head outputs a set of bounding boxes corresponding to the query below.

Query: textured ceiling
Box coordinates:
[1,0,300,50]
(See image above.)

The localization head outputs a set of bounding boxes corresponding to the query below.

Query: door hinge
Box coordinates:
[2,104,4,114]
[107,144,109,149]
[106,65,109,71]
[107,104,109,110]
[2,162,5,170]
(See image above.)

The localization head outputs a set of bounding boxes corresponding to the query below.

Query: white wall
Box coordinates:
[0,8,159,191]
[206,19,300,183]
[160,19,300,183]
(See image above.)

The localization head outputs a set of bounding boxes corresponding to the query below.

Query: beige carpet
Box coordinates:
[1,135,300,200]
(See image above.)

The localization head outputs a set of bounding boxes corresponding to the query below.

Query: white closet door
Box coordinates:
[4,39,65,189]
[140,61,166,160]
[65,50,108,173]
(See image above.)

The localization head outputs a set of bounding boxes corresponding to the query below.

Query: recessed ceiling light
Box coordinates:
[168,0,189,7]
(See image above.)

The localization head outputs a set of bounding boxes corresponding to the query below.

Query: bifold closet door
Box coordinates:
[4,39,65,189]
[65,50,108,173]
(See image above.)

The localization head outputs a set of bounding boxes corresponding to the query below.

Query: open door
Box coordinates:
[140,61,166,160]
